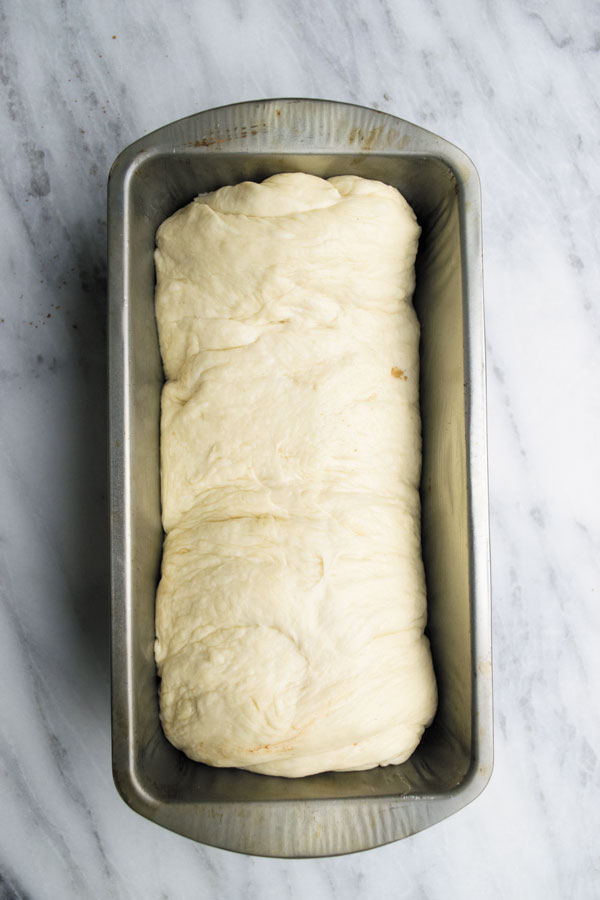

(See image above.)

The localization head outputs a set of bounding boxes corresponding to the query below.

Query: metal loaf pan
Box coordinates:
[108,99,492,857]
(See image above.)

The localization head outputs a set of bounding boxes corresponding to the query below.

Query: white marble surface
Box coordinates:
[1,0,599,896]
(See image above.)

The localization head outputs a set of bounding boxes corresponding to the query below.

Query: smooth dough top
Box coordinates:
[154,173,437,777]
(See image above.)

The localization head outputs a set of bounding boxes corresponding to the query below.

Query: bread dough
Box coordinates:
[154,173,437,777]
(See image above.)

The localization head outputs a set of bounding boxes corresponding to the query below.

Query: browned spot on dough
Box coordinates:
[391,366,407,380]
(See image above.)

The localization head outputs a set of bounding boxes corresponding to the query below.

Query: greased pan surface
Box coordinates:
[108,99,492,857]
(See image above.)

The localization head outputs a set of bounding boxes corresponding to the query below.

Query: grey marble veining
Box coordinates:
[1,0,600,896]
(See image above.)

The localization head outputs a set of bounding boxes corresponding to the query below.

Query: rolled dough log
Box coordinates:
[154,173,437,777]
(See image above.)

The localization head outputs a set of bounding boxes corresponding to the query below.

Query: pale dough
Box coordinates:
[154,173,437,777]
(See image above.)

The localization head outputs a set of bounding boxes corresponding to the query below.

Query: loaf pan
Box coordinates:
[108,98,492,857]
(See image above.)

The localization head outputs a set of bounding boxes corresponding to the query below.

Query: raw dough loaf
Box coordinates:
[154,173,437,778]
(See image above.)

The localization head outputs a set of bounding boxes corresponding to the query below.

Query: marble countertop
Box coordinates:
[1,0,599,896]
